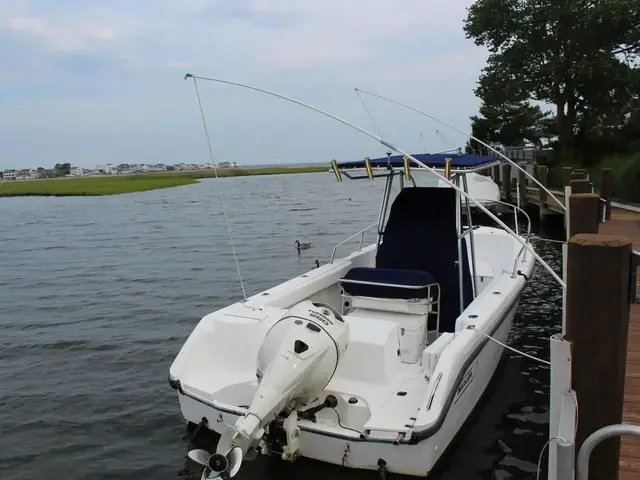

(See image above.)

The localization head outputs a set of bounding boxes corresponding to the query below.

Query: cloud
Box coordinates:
[0,0,486,169]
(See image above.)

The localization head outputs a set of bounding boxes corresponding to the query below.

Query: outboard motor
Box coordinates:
[188,300,349,478]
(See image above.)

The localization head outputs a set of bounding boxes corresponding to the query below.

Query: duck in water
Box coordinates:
[295,240,311,250]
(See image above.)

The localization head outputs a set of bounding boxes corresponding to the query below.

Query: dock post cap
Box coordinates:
[567,233,633,247]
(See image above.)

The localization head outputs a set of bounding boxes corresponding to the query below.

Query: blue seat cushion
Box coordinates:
[340,267,437,300]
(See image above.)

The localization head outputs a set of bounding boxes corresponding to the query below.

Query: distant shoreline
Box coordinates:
[0,165,329,197]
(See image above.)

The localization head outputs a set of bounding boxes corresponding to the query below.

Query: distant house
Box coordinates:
[2,170,17,180]
[71,167,87,176]
[16,169,31,180]
[217,161,232,168]
[153,163,167,171]
[96,164,118,175]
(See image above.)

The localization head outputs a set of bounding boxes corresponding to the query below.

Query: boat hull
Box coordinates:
[175,300,520,477]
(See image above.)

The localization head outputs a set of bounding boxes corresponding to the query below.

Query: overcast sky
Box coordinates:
[0,0,487,170]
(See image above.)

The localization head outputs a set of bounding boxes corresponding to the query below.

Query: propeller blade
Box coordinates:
[226,446,244,478]
[188,449,211,466]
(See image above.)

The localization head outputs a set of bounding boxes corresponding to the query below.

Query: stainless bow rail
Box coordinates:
[330,222,378,263]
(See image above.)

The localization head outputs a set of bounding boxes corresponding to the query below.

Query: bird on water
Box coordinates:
[295,240,311,250]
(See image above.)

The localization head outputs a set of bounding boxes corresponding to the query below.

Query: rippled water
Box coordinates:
[0,173,564,480]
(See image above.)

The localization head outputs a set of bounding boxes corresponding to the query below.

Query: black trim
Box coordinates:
[168,376,184,394]
[171,283,524,446]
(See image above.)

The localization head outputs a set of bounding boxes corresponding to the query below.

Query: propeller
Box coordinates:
[187,446,245,479]
[188,449,211,465]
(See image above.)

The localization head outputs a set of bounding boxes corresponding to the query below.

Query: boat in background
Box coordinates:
[169,152,537,478]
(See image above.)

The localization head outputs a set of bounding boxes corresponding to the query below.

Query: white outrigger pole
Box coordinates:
[184,73,564,288]
[354,87,567,213]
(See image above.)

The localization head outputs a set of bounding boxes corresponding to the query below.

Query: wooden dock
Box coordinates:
[502,173,640,477]
[488,156,640,476]
[598,211,640,479]
[505,186,640,219]
[490,163,640,475]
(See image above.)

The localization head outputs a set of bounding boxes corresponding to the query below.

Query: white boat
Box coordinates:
[169,150,537,478]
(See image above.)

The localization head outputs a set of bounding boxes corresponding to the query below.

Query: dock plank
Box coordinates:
[598,218,640,477]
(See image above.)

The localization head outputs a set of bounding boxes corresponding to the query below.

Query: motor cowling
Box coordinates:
[210,301,349,478]
[255,301,348,408]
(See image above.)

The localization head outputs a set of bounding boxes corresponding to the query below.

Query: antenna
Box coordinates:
[435,129,453,150]
[188,75,247,300]
[354,87,565,212]
[354,88,383,138]
[184,73,564,288]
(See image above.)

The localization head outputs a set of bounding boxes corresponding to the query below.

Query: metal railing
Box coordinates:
[599,197,607,223]
[576,424,640,480]
[330,222,378,263]
[478,199,533,278]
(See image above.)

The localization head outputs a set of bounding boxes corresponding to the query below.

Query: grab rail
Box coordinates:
[330,222,378,263]
[491,200,533,278]
[576,424,640,480]
[489,199,532,239]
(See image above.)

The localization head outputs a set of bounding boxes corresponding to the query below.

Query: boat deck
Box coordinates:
[598,210,640,479]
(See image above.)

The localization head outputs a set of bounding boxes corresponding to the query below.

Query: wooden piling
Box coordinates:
[571,179,591,194]
[518,170,527,208]
[565,233,633,480]
[493,165,501,185]
[562,167,573,187]
[601,168,613,220]
[503,164,512,201]
[537,165,548,206]
[571,172,587,181]
[569,194,601,237]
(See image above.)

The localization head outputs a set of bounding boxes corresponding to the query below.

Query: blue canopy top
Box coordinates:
[337,153,496,170]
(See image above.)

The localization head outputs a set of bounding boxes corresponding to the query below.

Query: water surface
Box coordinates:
[0,173,563,480]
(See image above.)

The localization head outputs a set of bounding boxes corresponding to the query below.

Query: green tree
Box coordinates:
[464,0,640,159]
[465,101,554,154]
[54,163,71,176]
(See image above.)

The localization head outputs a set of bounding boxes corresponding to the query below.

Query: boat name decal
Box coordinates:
[453,359,477,404]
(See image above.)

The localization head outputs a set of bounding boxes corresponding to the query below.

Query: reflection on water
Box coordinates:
[0,173,563,480]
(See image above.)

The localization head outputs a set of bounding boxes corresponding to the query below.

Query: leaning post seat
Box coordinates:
[340,267,437,300]
[341,186,473,333]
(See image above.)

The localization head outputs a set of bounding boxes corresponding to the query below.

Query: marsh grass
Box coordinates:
[0,165,329,197]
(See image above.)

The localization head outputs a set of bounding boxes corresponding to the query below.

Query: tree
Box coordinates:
[464,0,640,159]
[465,101,555,154]
[54,163,71,176]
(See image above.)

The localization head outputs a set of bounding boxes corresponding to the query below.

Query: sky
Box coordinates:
[0,0,488,170]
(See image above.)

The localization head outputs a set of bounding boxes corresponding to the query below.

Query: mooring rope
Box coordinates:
[190,76,247,300]
[532,236,567,245]
[468,327,551,366]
